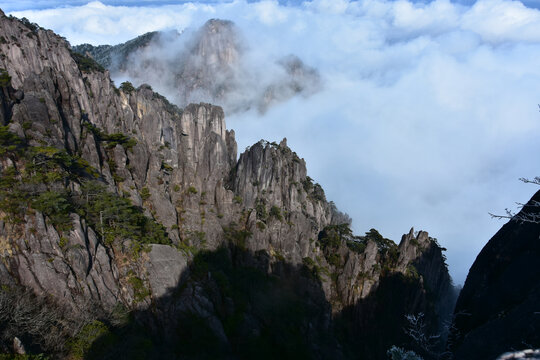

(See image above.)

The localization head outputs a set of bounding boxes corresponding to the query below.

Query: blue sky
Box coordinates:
[5,0,540,284]
[3,0,540,11]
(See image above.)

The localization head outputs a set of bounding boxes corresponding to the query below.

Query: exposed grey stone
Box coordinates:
[147,244,187,299]
[13,337,26,355]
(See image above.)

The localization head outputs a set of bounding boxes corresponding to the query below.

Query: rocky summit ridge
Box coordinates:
[0,11,455,359]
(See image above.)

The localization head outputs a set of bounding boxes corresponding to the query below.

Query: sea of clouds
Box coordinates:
[7,0,540,284]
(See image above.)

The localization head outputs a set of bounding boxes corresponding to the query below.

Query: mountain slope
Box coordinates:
[449,190,540,359]
[0,11,454,359]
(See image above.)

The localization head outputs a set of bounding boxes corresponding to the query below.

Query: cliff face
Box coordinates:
[73,19,321,114]
[449,190,540,359]
[0,12,454,359]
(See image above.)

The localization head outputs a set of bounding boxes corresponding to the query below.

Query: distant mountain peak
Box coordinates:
[73,18,321,114]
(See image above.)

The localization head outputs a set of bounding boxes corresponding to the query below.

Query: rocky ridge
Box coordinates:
[0,12,454,359]
[73,19,322,114]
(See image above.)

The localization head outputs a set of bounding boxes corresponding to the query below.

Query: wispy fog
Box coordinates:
[102,20,321,114]
[9,0,540,284]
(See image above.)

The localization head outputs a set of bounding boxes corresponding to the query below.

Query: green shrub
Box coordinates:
[0,69,11,87]
[327,253,341,267]
[223,223,252,250]
[233,195,242,204]
[269,205,283,221]
[318,224,352,250]
[302,257,315,267]
[58,236,69,248]
[0,125,24,155]
[32,191,73,232]
[105,133,137,151]
[70,52,105,73]
[161,162,173,172]
[406,265,419,279]
[78,182,170,246]
[0,124,170,252]
[120,81,135,94]
[302,176,313,192]
[346,239,366,253]
[310,183,326,202]
[67,320,114,359]
[191,231,206,245]
[187,186,198,194]
[255,198,267,221]
[128,276,150,302]
[140,187,150,201]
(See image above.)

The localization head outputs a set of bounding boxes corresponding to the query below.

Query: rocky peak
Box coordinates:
[396,227,432,271]
[192,19,240,67]
[72,19,321,115]
[176,19,241,106]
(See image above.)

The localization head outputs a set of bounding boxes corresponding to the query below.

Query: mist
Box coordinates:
[9,0,540,284]
[102,20,321,114]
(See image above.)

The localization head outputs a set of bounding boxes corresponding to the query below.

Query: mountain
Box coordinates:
[73,30,161,70]
[449,190,540,359]
[0,11,454,359]
[72,19,321,114]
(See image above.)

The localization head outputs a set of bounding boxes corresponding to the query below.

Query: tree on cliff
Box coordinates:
[489,177,540,223]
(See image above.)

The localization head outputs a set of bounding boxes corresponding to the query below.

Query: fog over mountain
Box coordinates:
[9,0,540,284]
[74,19,321,114]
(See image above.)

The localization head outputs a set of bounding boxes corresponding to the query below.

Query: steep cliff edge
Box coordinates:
[449,190,540,359]
[0,12,454,358]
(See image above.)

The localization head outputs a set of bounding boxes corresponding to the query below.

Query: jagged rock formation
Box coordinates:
[0,11,454,359]
[449,190,540,359]
[73,19,321,114]
[73,31,161,70]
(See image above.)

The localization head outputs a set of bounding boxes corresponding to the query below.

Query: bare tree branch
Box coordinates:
[489,178,540,223]
[519,177,540,186]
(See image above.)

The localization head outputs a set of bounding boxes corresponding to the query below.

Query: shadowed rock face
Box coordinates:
[0,11,454,358]
[73,19,322,114]
[449,190,540,359]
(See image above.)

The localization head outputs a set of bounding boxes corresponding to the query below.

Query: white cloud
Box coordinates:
[462,0,540,42]
[7,0,540,284]
[252,0,289,24]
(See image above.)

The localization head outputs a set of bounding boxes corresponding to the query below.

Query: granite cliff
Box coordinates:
[0,12,454,359]
[449,190,540,359]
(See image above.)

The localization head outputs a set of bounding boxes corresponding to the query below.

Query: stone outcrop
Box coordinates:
[449,190,540,359]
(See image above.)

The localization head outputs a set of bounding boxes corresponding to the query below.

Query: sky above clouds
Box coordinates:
[5,0,540,284]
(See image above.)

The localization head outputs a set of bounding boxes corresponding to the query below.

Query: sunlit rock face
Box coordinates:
[73,19,322,115]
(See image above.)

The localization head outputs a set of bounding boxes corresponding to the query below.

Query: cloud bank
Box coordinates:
[9,0,540,284]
